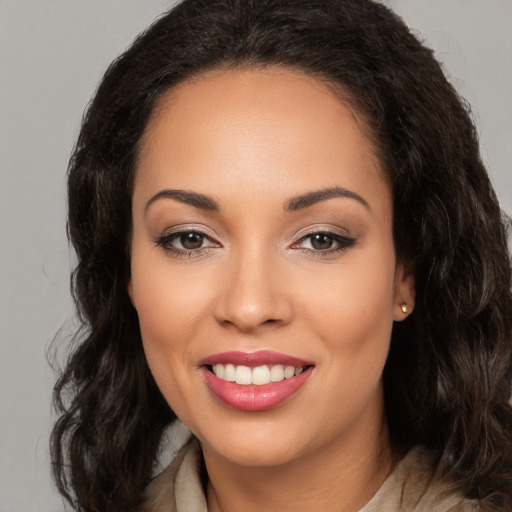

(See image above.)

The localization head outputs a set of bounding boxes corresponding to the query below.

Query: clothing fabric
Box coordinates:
[140,439,479,512]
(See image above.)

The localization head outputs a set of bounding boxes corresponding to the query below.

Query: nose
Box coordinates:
[213,248,293,334]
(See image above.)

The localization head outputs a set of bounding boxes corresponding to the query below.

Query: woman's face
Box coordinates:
[129,68,414,468]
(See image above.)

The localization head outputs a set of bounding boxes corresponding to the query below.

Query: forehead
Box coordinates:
[134,67,390,217]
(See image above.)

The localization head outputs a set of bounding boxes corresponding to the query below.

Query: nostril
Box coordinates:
[213,285,293,332]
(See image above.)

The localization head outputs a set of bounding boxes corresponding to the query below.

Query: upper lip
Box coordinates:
[199,350,313,368]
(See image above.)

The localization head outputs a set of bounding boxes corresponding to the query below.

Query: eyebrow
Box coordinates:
[284,186,370,212]
[145,186,369,215]
[145,189,220,214]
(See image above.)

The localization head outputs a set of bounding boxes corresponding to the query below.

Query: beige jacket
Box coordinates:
[141,440,479,512]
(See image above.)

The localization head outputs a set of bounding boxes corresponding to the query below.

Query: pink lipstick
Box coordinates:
[199,350,314,412]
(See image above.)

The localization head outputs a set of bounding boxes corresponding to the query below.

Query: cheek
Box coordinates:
[303,251,396,379]
[131,238,213,332]
[130,268,207,422]
[129,246,211,386]
[135,276,207,342]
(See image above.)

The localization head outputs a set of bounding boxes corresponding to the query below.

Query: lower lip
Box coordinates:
[201,366,313,412]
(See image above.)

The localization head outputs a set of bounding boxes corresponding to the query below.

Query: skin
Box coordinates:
[129,67,415,512]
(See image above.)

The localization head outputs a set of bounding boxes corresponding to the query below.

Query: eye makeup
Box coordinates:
[154,226,357,261]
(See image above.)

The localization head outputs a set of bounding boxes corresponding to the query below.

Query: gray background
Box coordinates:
[0,1,510,510]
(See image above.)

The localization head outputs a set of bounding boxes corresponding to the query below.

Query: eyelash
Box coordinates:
[155,230,219,259]
[155,229,356,259]
[292,231,356,257]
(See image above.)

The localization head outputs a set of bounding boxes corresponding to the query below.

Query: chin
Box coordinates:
[194,415,314,468]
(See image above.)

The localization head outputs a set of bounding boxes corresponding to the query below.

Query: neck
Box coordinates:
[204,416,394,512]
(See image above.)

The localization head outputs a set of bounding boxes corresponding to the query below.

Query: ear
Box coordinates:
[392,261,415,322]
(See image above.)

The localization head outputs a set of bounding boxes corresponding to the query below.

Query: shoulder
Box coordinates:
[361,447,480,512]
[137,439,206,512]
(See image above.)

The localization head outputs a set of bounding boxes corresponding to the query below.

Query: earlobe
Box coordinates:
[393,262,415,322]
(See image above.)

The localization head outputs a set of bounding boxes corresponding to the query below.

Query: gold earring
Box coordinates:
[401,303,411,314]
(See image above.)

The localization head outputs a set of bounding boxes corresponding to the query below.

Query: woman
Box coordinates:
[51,0,512,511]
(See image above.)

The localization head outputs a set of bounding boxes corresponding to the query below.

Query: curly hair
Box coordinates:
[51,0,512,510]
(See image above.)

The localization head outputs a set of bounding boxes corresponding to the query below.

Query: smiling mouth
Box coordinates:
[199,350,315,411]
[207,363,312,385]
[202,364,314,412]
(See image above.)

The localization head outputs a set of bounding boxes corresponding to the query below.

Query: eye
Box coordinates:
[305,233,336,251]
[292,231,355,254]
[155,230,220,256]
[177,232,206,250]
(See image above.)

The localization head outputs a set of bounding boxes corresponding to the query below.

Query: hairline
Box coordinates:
[133,61,392,195]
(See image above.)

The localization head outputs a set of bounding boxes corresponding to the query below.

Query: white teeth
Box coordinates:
[270,365,285,382]
[284,365,295,379]
[252,366,271,385]
[214,364,224,379]
[211,363,306,385]
[224,363,236,382]
[235,365,252,385]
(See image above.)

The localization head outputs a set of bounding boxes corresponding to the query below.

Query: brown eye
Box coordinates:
[155,230,219,255]
[291,230,356,255]
[180,232,204,250]
[310,233,334,251]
